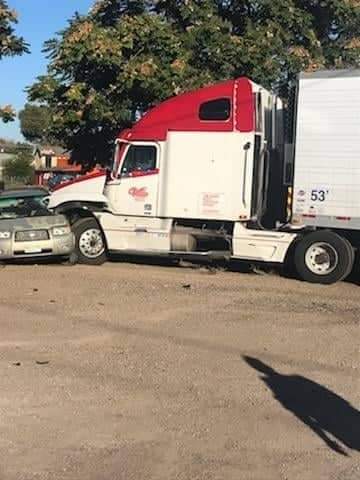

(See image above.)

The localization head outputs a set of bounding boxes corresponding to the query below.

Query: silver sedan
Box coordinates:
[0,189,74,260]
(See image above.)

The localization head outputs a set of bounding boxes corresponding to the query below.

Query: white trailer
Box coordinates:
[49,71,360,284]
[293,70,360,229]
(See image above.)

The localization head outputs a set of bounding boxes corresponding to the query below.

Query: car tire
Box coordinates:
[294,230,354,285]
[72,218,107,265]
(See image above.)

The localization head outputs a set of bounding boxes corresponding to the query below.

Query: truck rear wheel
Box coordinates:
[294,231,354,284]
[73,218,107,265]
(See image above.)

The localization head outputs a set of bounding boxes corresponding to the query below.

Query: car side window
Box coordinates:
[0,198,18,218]
[121,145,157,177]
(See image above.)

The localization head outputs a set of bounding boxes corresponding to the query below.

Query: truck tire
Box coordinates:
[294,231,354,284]
[72,218,107,265]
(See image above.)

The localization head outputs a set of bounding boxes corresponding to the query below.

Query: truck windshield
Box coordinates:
[112,141,127,177]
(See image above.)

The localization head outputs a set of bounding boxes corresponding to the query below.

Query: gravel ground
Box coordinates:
[0,261,359,480]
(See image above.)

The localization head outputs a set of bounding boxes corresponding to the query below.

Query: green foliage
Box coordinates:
[0,0,28,59]
[91,0,150,21]
[19,103,52,143]
[28,0,360,167]
[0,104,15,123]
[0,139,32,154]
[3,149,34,183]
[29,6,192,166]
[0,0,29,122]
[218,0,360,91]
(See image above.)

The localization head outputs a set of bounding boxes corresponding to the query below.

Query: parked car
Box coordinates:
[0,188,74,260]
[47,173,80,191]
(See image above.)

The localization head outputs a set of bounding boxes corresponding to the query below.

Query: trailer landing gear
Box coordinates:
[294,231,354,284]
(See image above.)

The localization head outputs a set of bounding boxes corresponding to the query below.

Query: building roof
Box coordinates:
[34,145,68,156]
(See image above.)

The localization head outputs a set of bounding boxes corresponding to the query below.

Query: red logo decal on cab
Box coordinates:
[128,187,149,201]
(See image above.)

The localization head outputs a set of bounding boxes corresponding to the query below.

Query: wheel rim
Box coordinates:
[305,242,338,276]
[78,228,105,259]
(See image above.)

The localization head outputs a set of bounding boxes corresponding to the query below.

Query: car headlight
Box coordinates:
[0,231,11,239]
[52,226,71,236]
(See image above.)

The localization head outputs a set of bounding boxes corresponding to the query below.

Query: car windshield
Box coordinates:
[48,174,74,190]
[0,195,50,219]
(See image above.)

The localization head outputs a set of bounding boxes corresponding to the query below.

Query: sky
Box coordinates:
[0,0,94,142]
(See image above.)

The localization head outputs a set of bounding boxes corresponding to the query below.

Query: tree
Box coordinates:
[0,139,32,154]
[3,148,34,183]
[0,0,29,122]
[0,0,28,124]
[19,103,52,143]
[0,0,27,59]
[28,0,360,167]
[28,0,238,167]
[27,6,182,166]
[160,0,360,90]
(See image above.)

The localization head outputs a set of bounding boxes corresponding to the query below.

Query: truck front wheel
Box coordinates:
[73,218,107,265]
[294,231,354,284]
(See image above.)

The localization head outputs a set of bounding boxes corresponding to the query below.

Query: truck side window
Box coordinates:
[121,145,157,177]
[255,92,263,132]
[199,98,231,121]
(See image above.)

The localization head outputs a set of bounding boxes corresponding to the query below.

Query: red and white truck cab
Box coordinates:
[49,71,360,284]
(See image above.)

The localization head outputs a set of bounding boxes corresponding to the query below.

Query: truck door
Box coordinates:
[107,142,160,217]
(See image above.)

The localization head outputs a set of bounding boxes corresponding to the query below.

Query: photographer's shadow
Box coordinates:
[244,356,360,456]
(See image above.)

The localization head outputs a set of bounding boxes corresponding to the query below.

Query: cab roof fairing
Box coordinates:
[117,77,256,143]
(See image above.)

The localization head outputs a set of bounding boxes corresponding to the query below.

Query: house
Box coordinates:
[33,146,82,186]
[0,142,14,183]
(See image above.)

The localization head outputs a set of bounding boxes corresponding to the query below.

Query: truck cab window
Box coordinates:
[255,93,263,132]
[121,145,157,177]
[199,98,231,121]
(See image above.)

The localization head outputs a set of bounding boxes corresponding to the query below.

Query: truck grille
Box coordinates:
[15,230,49,242]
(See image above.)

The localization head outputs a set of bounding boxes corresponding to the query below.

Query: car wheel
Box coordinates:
[73,218,107,265]
[294,230,354,284]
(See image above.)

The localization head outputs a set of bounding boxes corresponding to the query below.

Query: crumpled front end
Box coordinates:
[0,215,74,260]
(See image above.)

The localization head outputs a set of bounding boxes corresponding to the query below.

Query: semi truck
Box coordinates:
[48,69,360,284]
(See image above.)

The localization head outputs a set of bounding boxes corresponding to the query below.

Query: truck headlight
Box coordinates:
[52,226,71,237]
[0,231,11,239]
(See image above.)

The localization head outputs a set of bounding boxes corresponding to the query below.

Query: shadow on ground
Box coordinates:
[109,254,277,276]
[244,356,360,456]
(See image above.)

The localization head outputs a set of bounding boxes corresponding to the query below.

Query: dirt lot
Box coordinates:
[0,261,359,480]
